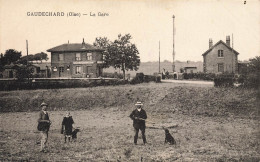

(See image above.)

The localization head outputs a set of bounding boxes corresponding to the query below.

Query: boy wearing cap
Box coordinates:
[129,101,147,145]
[37,102,51,152]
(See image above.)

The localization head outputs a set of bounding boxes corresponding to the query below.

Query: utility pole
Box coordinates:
[26,40,29,83]
[231,34,234,73]
[26,40,28,65]
[159,41,160,73]
[172,15,176,72]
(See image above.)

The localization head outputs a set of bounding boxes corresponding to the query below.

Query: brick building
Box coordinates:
[47,39,104,78]
[202,36,239,74]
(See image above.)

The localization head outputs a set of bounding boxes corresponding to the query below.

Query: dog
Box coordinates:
[164,128,176,145]
[72,128,80,140]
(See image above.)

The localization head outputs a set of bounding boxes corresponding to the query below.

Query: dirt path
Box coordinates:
[161,79,214,87]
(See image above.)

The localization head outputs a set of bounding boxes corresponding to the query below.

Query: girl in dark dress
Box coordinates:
[61,111,74,143]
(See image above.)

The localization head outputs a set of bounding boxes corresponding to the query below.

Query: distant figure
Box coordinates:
[130,101,147,145]
[37,102,51,152]
[61,111,74,143]
[162,68,166,79]
[165,71,169,79]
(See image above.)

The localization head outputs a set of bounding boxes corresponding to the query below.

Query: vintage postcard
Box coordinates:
[0,0,259,161]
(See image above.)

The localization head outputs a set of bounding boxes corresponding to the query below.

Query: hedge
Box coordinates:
[214,77,234,87]
[101,72,123,79]
[130,73,161,84]
[0,73,162,91]
[182,73,216,81]
[0,79,129,91]
[237,73,260,88]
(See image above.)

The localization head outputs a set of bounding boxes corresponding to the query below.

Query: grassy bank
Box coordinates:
[0,82,258,118]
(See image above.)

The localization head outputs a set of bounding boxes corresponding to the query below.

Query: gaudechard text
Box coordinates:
[27,12,65,16]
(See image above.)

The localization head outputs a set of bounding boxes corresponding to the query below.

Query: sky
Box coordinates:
[0,0,259,62]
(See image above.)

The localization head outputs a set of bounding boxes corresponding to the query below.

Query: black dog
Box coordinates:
[72,128,80,140]
[164,128,176,145]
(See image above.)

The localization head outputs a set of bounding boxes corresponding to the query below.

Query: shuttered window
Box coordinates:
[59,54,64,61]
[218,50,224,57]
[87,53,92,61]
[76,53,81,61]
[76,66,81,74]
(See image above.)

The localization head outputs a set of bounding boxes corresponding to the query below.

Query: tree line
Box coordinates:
[0,50,48,71]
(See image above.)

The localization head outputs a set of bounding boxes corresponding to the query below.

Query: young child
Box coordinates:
[61,111,74,143]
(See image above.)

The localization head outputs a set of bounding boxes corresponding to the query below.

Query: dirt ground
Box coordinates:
[0,108,259,161]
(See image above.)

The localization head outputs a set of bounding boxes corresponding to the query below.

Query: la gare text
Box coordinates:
[27,12,109,17]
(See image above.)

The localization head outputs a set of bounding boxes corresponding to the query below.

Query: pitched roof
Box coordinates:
[47,43,104,52]
[33,63,51,70]
[202,40,239,56]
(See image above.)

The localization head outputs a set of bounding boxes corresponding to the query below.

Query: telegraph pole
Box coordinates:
[172,15,176,72]
[26,40,28,65]
[159,41,160,73]
[231,34,234,73]
[26,40,29,83]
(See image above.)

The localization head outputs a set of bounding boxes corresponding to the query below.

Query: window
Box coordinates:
[87,53,92,61]
[59,67,64,73]
[76,53,81,61]
[59,54,64,61]
[76,66,81,74]
[218,50,224,57]
[218,63,224,73]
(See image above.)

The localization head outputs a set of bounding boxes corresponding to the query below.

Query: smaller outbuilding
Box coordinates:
[32,63,51,78]
[183,67,197,73]
[2,64,40,78]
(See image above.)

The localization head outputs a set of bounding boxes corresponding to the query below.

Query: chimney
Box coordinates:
[209,38,213,48]
[226,35,230,46]
[82,38,86,49]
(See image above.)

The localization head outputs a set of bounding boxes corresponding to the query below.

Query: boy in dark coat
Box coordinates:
[129,101,147,145]
[61,111,74,143]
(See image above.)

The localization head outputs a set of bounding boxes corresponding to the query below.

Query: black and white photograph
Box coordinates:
[0,0,259,161]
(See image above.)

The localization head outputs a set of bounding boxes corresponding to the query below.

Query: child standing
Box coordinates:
[38,102,51,152]
[61,111,74,143]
